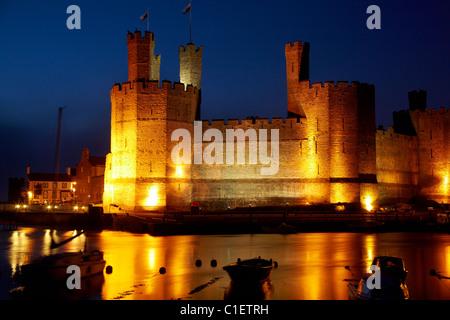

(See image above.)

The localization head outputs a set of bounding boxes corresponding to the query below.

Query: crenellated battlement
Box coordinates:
[111,79,200,97]
[285,41,307,51]
[420,107,449,115]
[127,30,155,43]
[376,126,416,141]
[307,80,372,89]
[179,43,203,55]
[201,116,307,133]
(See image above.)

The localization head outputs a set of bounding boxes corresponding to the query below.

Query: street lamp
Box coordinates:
[284,203,289,223]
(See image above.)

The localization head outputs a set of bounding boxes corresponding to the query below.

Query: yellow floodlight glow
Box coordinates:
[175,166,183,178]
[144,186,159,207]
[443,175,449,195]
[365,196,373,212]
[27,191,32,199]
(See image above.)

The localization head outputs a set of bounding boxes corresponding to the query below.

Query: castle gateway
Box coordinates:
[103,30,449,214]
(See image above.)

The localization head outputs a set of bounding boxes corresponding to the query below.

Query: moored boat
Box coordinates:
[223,257,274,284]
[20,250,106,285]
[437,212,450,224]
[261,223,297,234]
[347,256,409,300]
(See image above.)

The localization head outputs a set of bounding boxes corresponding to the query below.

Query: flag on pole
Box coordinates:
[140,9,148,21]
[183,2,191,14]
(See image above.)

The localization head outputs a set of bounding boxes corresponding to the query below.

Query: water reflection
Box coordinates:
[8,229,87,276]
[2,230,450,300]
[10,274,104,300]
[224,279,274,300]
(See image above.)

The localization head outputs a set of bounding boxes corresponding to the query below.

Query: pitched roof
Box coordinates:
[27,173,73,182]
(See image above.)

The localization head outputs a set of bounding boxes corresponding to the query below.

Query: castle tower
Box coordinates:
[285,41,309,117]
[104,31,201,214]
[408,91,450,204]
[179,43,203,90]
[127,30,161,82]
[285,41,378,209]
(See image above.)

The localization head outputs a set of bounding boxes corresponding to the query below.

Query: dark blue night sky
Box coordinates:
[0,0,449,201]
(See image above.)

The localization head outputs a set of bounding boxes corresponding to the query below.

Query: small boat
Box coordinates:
[20,250,106,285]
[223,257,274,284]
[347,256,409,300]
[261,223,297,234]
[437,212,450,224]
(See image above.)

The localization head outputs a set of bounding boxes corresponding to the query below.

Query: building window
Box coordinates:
[43,191,48,199]
[43,183,48,188]
[61,191,70,201]
[53,182,57,188]
[34,182,39,187]
[62,183,67,189]
[52,191,57,199]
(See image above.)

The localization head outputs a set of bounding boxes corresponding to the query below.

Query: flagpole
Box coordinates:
[189,0,192,43]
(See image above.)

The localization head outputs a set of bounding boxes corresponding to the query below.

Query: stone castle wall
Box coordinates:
[376,127,419,204]
[103,31,449,214]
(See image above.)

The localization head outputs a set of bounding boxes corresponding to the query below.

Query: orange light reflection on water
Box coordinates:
[6,230,450,300]
[96,232,198,300]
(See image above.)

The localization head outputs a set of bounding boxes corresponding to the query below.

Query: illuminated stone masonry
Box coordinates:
[103,30,449,214]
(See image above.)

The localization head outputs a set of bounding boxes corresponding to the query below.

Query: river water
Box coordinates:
[1,227,450,300]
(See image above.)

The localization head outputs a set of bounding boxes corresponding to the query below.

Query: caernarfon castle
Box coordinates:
[103,30,449,214]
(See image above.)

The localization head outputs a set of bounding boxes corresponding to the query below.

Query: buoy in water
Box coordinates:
[159,267,166,274]
[106,265,113,274]
[195,259,202,267]
[210,259,217,267]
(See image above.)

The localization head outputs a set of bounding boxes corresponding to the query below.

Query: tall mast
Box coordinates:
[54,107,64,180]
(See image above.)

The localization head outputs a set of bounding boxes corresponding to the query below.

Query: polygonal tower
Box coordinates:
[103,31,201,214]
[179,43,203,90]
